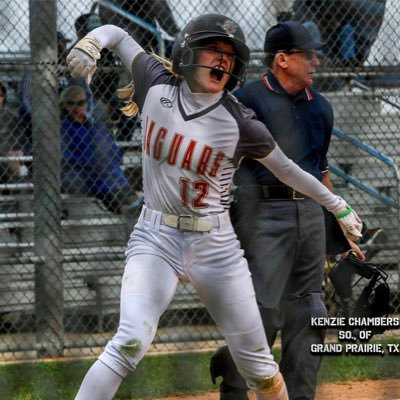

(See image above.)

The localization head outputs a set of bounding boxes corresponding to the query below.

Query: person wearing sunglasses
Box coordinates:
[209,21,364,400]
[59,85,136,214]
[293,0,386,69]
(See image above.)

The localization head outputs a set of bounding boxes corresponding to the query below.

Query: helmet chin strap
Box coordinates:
[179,46,242,81]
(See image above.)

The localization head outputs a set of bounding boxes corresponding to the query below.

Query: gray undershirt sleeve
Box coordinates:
[88,25,144,70]
[257,145,341,212]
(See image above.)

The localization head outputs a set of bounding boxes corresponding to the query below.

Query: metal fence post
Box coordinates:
[30,0,64,357]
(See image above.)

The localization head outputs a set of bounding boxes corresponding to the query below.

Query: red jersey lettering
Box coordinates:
[209,151,225,177]
[196,145,213,174]
[144,118,156,156]
[168,133,184,165]
[181,140,197,171]
[153,128,168,160]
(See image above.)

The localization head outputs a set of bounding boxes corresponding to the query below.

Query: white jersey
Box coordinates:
[132,54,276,216]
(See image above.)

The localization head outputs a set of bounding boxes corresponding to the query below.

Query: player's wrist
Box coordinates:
[334,205,353,219]
[74,35,102,61]
[328,195,348,215]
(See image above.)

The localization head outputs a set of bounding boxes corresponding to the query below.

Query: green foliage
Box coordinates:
[0,339,399,399]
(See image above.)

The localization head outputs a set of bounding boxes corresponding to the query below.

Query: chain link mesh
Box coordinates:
[0,0,398,361]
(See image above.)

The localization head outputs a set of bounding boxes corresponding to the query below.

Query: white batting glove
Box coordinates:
[330,196,363,242]
[66,36,101,84]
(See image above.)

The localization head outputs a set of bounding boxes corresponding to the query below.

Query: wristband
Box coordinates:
[74,36,101,60]
[335,206,353,219]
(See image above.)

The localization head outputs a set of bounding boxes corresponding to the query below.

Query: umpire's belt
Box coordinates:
[237,185,307,200]
[143,206,228,232]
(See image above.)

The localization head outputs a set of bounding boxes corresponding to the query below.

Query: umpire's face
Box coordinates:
[275,48,320,92]
[187,40,235,94]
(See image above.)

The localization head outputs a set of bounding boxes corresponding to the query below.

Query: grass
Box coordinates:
[318,337,400,383]
[1,338,399,399]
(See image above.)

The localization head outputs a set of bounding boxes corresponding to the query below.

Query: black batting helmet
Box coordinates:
[171,14,250,91]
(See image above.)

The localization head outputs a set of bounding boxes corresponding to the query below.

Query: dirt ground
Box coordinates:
[157,379,400,400]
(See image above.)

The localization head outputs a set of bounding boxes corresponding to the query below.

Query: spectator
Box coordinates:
[74,12,135,140]
[59,85,136,214]
[19,31,72,152]
[0,82,28,183]
[75,12,103,40]
[97,1,180,140]
[56,31,72,67]
[293,0,386,67]
[209,21,364,400]
[74,12,120,103]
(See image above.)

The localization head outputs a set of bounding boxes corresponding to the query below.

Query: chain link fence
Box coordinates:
[0,0,399,361]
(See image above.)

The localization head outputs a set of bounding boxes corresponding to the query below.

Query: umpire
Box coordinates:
[210,21,362,400]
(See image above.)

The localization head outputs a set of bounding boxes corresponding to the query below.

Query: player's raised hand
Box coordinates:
[331,196,363,242]
[66,36,101,84]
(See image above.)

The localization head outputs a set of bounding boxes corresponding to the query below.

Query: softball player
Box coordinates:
[67,14,362,400]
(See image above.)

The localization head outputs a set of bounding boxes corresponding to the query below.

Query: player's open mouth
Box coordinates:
[210,66,225,81]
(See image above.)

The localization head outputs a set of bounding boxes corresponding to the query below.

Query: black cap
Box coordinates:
[57,31,71,43]
[264,20,324,54]
[75,13,102,38]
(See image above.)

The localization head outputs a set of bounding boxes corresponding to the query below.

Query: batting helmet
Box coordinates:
[171,14,250,91]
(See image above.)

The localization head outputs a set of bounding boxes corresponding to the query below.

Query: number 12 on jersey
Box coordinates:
[180,177,209,209]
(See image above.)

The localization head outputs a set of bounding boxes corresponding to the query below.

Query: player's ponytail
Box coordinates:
[117,82,138,117]
[117,53,182,117]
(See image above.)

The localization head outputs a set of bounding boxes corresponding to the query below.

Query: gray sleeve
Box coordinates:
[223,95,276,162]
[89,25,144,70]
[236,117,276,159]
[258,145,341,211]
[131,54,178,111]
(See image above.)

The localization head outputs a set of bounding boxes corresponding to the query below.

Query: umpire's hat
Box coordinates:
[264,20,324,54]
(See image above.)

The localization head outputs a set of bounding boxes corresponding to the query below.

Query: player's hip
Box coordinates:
[125,205,240,272]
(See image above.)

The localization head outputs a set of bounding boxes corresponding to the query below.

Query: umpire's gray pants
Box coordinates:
[233,193,328,400]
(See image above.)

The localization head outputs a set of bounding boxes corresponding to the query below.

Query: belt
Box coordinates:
[143,207,217,232]
[237,185,306,201]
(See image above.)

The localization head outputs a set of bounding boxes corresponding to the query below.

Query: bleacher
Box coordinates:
[0,66,399,336]
[326,89,400,266]
[1,91,399,334]
[0,179,204,333]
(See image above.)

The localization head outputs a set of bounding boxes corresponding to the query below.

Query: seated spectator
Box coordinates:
[59,85,136,214]
[0,82,28,183]
[96,1,180,140]
[73,13,120,104]
[73,12,134,139]
[19,31,73,152]
[293,0,386,67]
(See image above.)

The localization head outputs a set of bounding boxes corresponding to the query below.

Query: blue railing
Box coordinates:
[330,127,400,268]
[97,0,174,57]
[332,127,398,168]
[329,127,399,210]
[328,165,399,209]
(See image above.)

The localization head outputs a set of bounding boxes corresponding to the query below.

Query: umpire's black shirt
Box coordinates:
[233,71,333,186]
